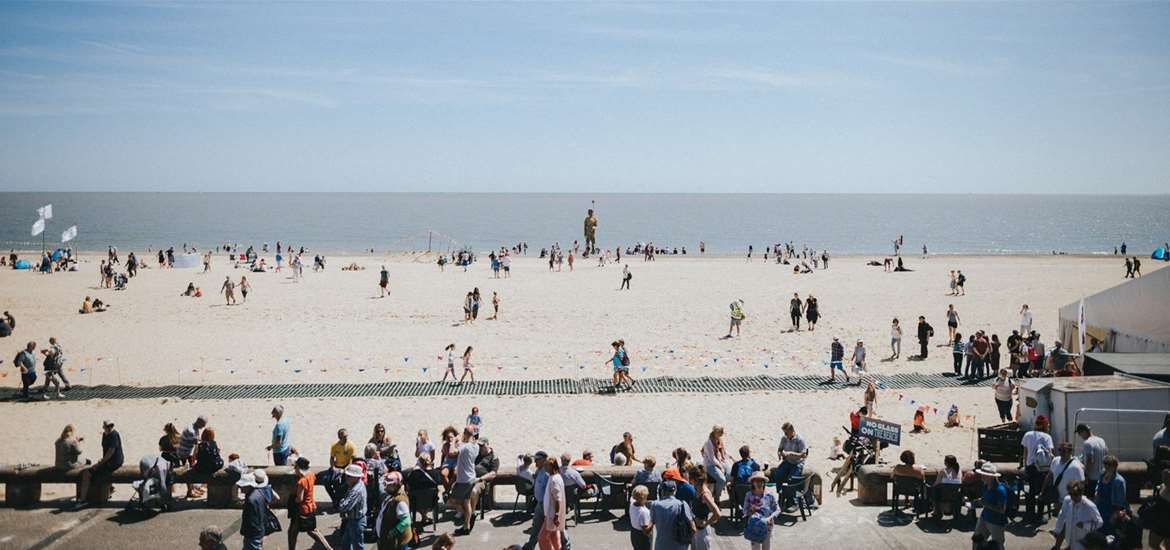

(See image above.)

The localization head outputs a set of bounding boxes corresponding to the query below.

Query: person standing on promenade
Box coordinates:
[267,405,291,466]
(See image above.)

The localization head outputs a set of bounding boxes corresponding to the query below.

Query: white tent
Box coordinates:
[1059,266,1170,354]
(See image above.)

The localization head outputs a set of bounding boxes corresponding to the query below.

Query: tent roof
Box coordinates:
[1060,265,1170,348]
[1084,353,1170,378]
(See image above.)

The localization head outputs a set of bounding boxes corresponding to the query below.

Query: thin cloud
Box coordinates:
[867,53,1004,78]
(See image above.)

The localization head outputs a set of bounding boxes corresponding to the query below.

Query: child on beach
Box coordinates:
[864,382,877,416]
[466,406,482,434]
[912,409,930,433]
[828,437,846,460]
[458,346,475,385]
[441,344,457,383]
[490,292,500,320]
[945,405,961,427]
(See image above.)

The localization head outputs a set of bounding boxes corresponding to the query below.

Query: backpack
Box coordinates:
[732,459,756,483]
[619,349,630,367]
[1034,444,1053,472]
[673,500,694,545]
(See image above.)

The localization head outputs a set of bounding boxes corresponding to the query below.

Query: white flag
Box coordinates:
[31,218,45,236]
[61,225,78,243]
[38,204,53,220]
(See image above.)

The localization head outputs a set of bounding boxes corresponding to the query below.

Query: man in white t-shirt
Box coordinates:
[1076,424,1108,498]
[1045,442,1085,511]
[1021,415,1054,518]
[1019,304,1033,335]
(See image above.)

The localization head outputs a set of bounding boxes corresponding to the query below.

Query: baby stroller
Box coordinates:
[831,428,879,496]
[127,454,173,513]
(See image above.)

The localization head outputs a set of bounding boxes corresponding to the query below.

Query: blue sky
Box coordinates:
[1,1,1168,193]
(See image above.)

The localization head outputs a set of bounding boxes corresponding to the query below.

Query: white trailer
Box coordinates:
[1017,374,1170,462]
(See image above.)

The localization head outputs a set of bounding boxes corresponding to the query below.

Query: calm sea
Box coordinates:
[1,193,1167,255]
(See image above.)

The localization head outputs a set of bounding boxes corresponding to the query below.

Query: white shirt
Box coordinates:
[993,377,1015,401]
[1021,310,1033,328]
[1049,456,1085,501]
[629,501,651,531]
[938,468,962,485]
[1021,430,1054,467]
[1081,436,1108,481]
[543,473,566,525]
[1053,496,1103,550]
[701,439,722,469]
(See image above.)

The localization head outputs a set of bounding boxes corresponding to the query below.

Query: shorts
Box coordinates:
[730,318,742,327]
[451,482,474,500]
[292,511,317,531]
[948,321,958,328]
[830,360,844,371]
[380,280,388,288]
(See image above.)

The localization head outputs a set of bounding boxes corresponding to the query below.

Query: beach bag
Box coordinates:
[1042,458,1075,505]
[732,460,756,483]
[263,507,283,535]
[743,515,769,543]
[673,501,694,545]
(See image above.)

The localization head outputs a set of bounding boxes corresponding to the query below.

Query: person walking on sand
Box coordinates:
[956,270,967,295]
[889,318,903,359]
[805,295,819,331]
[441,344,457,383]
[583,208,598,257]
[948,270,958,296]
[221,276,236,305]
[41,336,70,397]
[946,304,960,342]
[1019,304,1033,335]
[239,276,250,303]
[828,337,850,383]
[851,340,867,375]
[489,292,500,320]
[15,341,39,399]
[726,300,745,338]
[620,264,631,290]
[379,265,390,297]
[789,293,804,331]
[458,346,476,385]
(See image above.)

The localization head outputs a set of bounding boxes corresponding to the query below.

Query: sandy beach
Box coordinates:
[0,253,1155,498]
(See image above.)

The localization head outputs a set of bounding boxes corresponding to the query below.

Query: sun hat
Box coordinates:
[235,472,258,488]
[749,471,768,483]
[976,463,1000,478]
[253,469,270,487]
[479,437,490,446]
[385,471,403,485]
[344,464,363,479]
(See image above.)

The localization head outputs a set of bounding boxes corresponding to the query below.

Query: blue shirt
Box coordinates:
[534,468,549,503]
[675,481,696,505]
[980,481,1008,526]
[272,420,290,453]
[649,496,694,550]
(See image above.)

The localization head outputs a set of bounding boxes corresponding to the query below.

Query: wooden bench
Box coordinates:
[856,462,1150,506]
[2,463,821,511]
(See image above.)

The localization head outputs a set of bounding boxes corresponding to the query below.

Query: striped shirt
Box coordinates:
[178,425,200,458]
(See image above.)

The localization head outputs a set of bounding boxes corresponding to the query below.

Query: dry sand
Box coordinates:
[0,253,1151,498]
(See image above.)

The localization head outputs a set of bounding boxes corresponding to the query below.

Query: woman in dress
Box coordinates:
[805,296,819,332]
[539,457,566,550]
